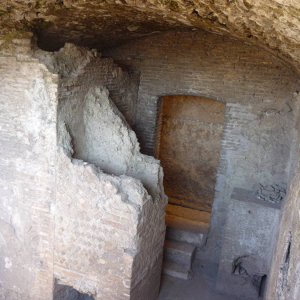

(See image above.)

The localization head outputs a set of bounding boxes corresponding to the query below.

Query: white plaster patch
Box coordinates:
[4,257,12,269]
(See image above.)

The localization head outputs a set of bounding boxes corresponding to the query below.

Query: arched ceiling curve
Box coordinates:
[0,0,299,72]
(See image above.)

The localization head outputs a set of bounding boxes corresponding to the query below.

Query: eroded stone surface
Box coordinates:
[35,43,164,199]
[0,1,299,72]
[266,95,300,300]
[55,149,165,300]
[0,37,166,300]
[0,37,57,300]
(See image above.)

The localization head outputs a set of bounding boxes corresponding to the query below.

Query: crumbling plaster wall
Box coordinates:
[55,144,165,300]
[36,42,167,300]
[0,37,166,300]
[105,30,300,266]
[0,36,57,300]
[35,43,163,199]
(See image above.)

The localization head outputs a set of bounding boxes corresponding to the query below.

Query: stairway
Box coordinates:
[163,204,210,280]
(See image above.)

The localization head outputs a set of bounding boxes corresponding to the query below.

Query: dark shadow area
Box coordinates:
[53,282,95,300]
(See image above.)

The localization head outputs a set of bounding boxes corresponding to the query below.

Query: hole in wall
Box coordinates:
[53,282,95,300]
[259,274,267,298]
[285,235,292,264]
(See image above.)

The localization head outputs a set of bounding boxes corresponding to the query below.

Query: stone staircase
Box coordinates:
[163,204,210,280]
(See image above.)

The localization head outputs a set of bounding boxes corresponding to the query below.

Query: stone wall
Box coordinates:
[0,36,57,300]
[39,43,167,300]
[106,30,300,284]
[0,37,166,300]
[55,150,165,300]
[266,94,300,300]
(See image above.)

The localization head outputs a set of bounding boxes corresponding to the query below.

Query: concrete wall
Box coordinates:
[105,30,300,294]
[0,38,166,300]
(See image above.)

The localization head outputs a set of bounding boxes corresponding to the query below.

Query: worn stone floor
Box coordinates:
[157,260,239,300]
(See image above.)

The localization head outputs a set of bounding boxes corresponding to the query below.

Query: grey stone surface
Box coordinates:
[158,260,240,300]
[266,94,300,300]
[216,197,281,300]
[163,262,191,280]
[164,240,195,269]
[36,43,164,200]
[166,227,205,247]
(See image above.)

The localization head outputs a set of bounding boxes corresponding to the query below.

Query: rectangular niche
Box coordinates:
[155,95,225,212]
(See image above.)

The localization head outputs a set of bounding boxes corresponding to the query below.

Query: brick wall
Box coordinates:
[105,31,299,155]
[0,39,165,300]
[105,31,300,265]
[35,43,166,300]
[0,37,57,300]
[80,57,139,126]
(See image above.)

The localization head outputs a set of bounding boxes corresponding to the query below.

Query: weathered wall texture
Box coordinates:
[217,191,281,299]
[157,96,225,212]
[35,43,139,127]
[55,146,165,300]
[0,38,166,300]
[35,43,163,198]
[38,43,166,300]
[1,1,299,74]
[266,94,300,300]
[106,30,300,287]
[0,37,57,299]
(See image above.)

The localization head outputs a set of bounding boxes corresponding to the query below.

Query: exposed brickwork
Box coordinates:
[106,31,299,155]
[81,58,139,126]
[0,38,57,300]
[55,153,165,300]
[0,39,165,300]
[106,31,300,268]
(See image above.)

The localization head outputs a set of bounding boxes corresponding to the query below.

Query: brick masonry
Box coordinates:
[0,37,57,300]
[106,30,300,267]
[0,38,166,300]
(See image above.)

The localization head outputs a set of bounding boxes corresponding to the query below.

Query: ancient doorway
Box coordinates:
[157,96,226,279]
[156,95,225,221]
[156,96,225,212]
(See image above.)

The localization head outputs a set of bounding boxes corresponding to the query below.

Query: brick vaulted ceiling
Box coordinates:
[0,0,299,72]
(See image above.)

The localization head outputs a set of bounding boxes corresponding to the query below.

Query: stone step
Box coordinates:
[166,226,206,247]
[166,204,211,224]
[165,204,210,233]
[164,240,196,269]
[165,214,209,233]
[163,261,191,280]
